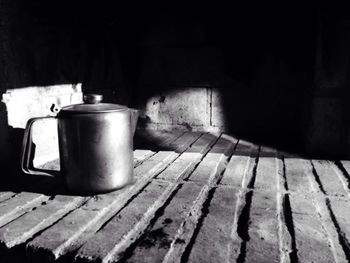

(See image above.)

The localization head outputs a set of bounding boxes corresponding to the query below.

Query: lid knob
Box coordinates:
[83,94,103,104]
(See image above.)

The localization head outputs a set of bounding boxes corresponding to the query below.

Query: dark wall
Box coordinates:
[0,0,129,99]
[1,1,350,157]
[306,2,350,157]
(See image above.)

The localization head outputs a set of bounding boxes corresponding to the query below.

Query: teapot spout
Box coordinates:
[130,109,139,135]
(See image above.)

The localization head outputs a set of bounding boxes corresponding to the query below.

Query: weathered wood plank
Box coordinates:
[169,132,202,152]
[254,155,277,191]
[158,130,184,146]
[219,138,258,187]
[327,196,350,255]
[226,142,260,261]
[188,153,223,183]
[0,193,15,203]
[312,195,348,263]
[286,159,342,262]
[312,160,347,196]
[220,155,251,187]
[289,194,335,262]
[161,138,236,263]
[0,193,49,227]
[234,139,259,155]
[189,134,237,184]
[134,150,155,166]
[0,195,86,249]
[2,131,349,263]
[339,160,350,178]
[245,191,279,263]
[138,130,184,148]
[156,133,219,182]
[75,181,176,263]
[26,132,200,261]
[26,151,176,261]
[292,159,347,263]
[123,182,204,263]
[187,133,218,152]
[284,158,312,193]
[75,133,231,263]
[333,161,350,198]
[210,133,237,153]
[276,155,292,263]
[157,152,202,181]
[185,186,238,263]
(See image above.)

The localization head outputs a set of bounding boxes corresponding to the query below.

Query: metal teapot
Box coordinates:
[21,94,139,195]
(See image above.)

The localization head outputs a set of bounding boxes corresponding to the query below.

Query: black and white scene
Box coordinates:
[1,1,350,262]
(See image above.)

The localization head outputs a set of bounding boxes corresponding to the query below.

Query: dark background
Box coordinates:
[1,1,350,158]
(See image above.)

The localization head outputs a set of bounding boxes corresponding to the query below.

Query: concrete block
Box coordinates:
[2,84,82,129]
[211,88,225,128]
[144,87,210,129]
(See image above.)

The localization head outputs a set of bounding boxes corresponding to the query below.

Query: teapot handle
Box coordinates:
[21,117,58,177]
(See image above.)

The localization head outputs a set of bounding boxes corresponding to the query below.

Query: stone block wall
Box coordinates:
[1,84,82,168]
[140,87,225,132]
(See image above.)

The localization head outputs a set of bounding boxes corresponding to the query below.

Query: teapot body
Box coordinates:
[21,94,138,194]
[58,110,134,194]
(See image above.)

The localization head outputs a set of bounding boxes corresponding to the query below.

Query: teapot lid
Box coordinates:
[60,94,128,114]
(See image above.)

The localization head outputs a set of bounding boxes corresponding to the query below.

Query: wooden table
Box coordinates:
[1,131,350,263]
